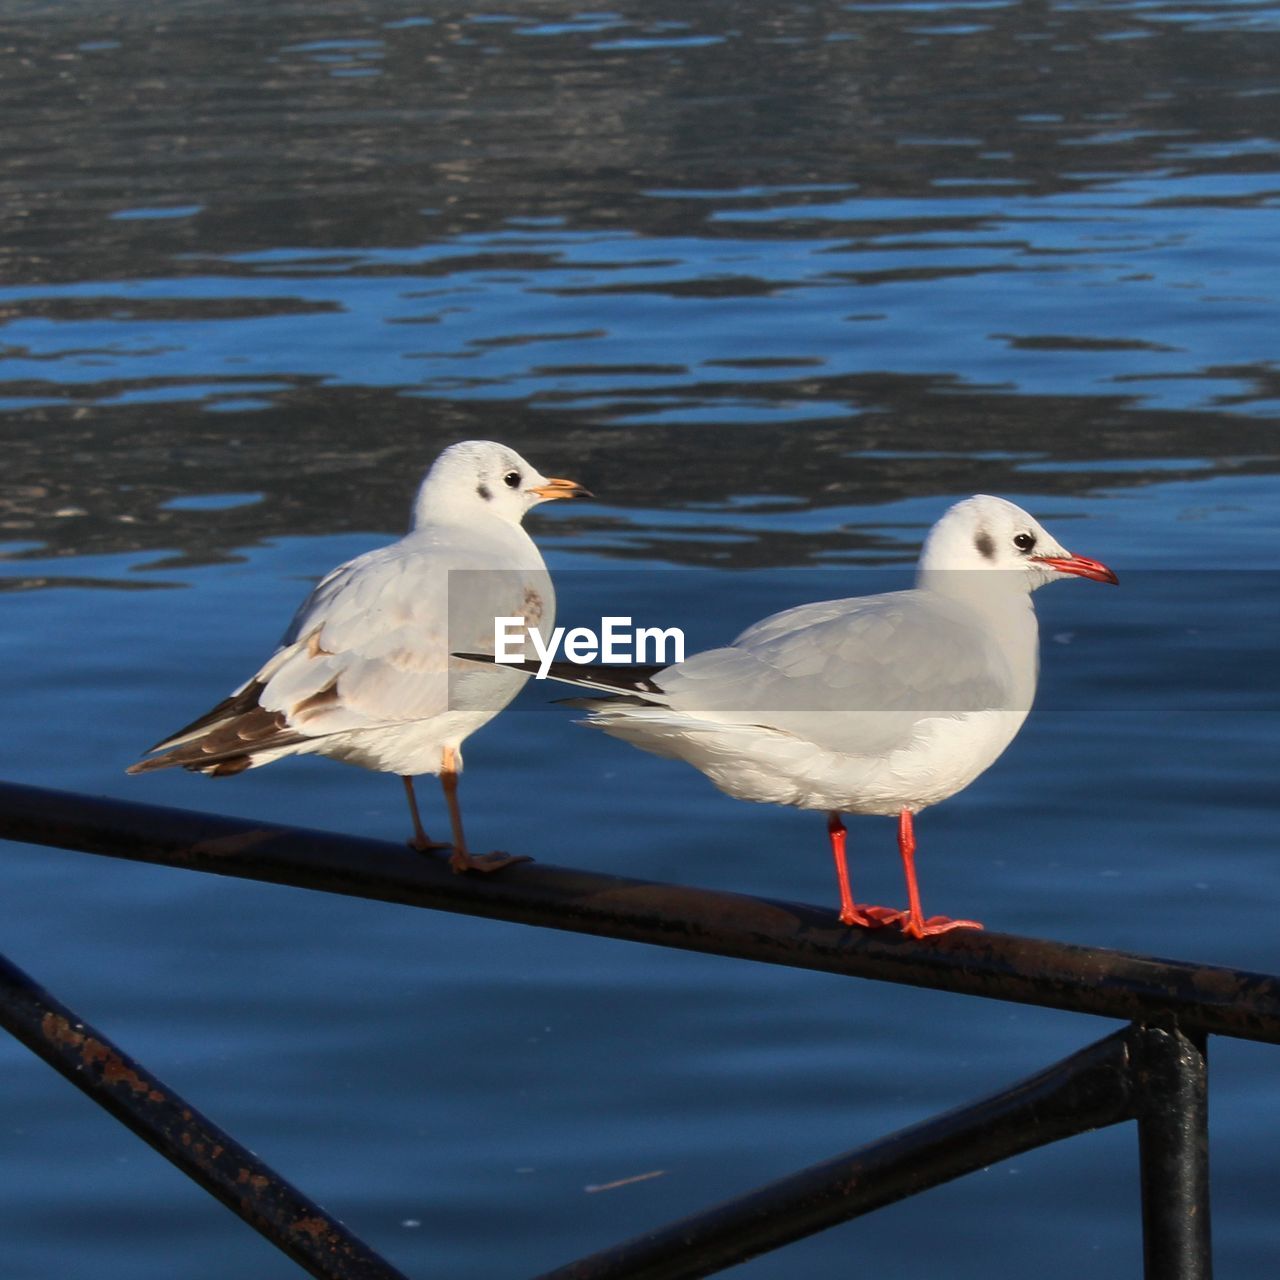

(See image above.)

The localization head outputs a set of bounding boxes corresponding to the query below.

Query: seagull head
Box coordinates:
[916,494,1118,596]
[414,440,591,528]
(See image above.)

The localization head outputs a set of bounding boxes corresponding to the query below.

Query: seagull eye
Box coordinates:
[503,470,521,489]
[1013,532,1037,553]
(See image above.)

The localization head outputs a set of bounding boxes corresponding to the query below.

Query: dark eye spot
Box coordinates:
[477,483,492,501]
[1013,531,1037,553]
[974,530,995,561]
[503,470,521,489]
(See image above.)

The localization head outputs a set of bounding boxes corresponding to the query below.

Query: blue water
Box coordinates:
[2,2,1280,1276]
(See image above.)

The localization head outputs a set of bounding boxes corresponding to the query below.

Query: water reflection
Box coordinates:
[1,1,1278,578]
[3,378,1275,575]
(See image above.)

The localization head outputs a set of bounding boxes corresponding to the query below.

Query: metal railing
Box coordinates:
[2,779,1266,1279]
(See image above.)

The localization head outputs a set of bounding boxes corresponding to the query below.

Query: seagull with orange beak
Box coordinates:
[130,440,590,870]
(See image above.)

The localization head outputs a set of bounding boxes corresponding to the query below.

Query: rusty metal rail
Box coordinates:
[0,949,410,1280]
[0,780,1248,1278]
[0,781,1276,1043]
[532,1021,1209,1280]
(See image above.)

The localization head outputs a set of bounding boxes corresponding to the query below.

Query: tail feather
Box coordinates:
[126,748,257,777]
[127,679,305,777]
[139,680,268,754]
[452,652,668,700]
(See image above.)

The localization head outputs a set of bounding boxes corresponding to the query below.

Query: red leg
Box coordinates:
[896,809,983,940]
[828,813,903,929]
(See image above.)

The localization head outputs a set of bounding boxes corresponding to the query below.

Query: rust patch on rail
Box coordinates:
[41,1014,166,1102]
[188,829,277,859]
[586,884,800,936]
[1190,965,1246,1001]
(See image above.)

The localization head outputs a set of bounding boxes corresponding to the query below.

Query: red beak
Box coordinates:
[1033,554,1119,585]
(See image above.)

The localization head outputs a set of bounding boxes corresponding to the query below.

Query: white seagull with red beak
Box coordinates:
[476,495,1116,937]
[130,440,590,871]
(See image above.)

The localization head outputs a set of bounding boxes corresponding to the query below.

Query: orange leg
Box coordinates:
[402,776,449,851]
[828,813,903,929]
[896,808,983,940]
[439,746,531,875]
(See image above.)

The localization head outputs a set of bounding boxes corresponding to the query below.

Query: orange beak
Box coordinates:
[529,476,592,501]
[1033,553,1119,585]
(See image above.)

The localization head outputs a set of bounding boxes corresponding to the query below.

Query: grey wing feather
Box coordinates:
[259,530,553,734]
[731,596,864,647]
[146,528,552,761]
[652,590,1014,756]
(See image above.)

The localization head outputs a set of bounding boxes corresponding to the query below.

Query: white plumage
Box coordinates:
[130,439,589,871]
[501,494,1117,936]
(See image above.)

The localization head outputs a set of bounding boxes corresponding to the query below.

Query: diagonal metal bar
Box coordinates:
[532,1026,1140,1280]
[2,780,1280,1043]
[0,949,410,1280]
[1134,1021,1213,1280]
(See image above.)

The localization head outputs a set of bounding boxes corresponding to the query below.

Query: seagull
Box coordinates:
[461,495,1116,936]
[128,440,590,872]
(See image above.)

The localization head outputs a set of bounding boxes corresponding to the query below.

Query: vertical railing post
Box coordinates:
[1134,1021,1212,1280]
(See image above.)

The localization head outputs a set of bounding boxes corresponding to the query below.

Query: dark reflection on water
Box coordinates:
[4,0,1280,263]
[5,384,1276,572]
[1,0,1279,574]
[3,4,1280,1280]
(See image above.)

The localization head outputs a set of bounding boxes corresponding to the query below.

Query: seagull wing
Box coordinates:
[131,526,552,770]
[653,588,1019,757]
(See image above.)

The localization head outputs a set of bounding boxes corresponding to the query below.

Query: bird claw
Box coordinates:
[900,915,984,940]
[448,849,534,875]
[838,904,906,929]
[408,835,452,854]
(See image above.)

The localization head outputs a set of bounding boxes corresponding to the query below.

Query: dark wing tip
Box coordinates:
[452,650,667,698]
[454,650,504,666]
